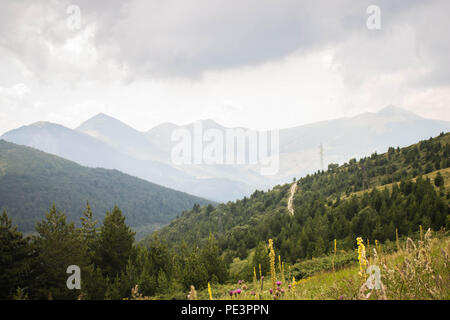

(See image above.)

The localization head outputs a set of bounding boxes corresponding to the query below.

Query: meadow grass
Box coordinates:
[188,232,449,300]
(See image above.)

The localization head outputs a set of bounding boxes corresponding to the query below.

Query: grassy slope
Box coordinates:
[188,233,450,300]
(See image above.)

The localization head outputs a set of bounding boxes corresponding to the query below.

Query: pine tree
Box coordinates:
[252,241,270,277]
[0,211,32,299]
[434,172,444,187]
[32,204,89,299]
[201,234,228,284]
[80,201,98,261]
[182,247,209,290]
[312,237,325,257]
[131,245,158,296]
[95,206,135,280]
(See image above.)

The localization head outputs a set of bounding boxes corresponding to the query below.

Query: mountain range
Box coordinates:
[2,105,450,202]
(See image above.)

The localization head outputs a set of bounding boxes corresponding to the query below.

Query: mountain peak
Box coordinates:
[83,112,117,123]
[23,121,69,131]
[91,112,109,119]
[147,119,225,134]
[377,105,420,118]
[77,113,134,132]
[147,122,178,133]
[30,121,53,127]
[200,118,223,127]
[378,105,400,113]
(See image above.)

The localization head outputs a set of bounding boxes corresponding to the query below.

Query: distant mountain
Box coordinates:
[0,140,212,239]
[77,113,165,162]
[77,115,267,199]
[276,105,450,183]
[145,119,270,188]
[3,106,449,202]
[1,121,136,169]
[0,121,193,192]
[142,106,450,185]
[145,119,225,156]
[1,119,254,202]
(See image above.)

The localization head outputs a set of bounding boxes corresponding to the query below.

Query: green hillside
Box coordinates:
[0,140,212,238]
[150,132,450,265]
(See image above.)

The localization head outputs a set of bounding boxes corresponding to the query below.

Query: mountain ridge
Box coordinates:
[3,106,450,202]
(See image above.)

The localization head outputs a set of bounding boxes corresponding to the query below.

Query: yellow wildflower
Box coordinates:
[268,239,277,289]
[356,237,367,280]
[208,283,213,300]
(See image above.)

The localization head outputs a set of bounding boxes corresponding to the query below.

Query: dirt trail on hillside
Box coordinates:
[287,182,297,216]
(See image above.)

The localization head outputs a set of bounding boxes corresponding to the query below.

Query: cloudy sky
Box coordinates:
[0,0,449,135]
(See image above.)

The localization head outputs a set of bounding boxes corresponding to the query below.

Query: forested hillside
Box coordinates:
[0,140,212,237]
[152,132,450,265]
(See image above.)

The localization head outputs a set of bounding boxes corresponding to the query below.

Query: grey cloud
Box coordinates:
[405,0,450,87]
[0,0,124,84]
[91,0,358,77]
[82,0,432,78]
[0,1,72,74]
[331,0,450,89]
[0,0,448,85]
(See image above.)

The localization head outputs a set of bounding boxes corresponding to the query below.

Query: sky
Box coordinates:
[0,0,449,135]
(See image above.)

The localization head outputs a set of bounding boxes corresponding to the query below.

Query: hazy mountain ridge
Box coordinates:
[2,120,253,202]
[2,106,449,202]
[276,106,450,182]
[76,113,165,162]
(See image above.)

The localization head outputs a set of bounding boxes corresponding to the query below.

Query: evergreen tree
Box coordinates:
[200,234,228,284]
[95,206,135,280]
[0,211,32,299]
[32,204,89,299]
[128,245,158,296]
[252,241,270,277]
[434,172,444,187]
[182,247,208,290]
[80,201,98,262]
